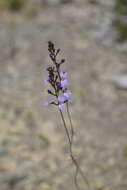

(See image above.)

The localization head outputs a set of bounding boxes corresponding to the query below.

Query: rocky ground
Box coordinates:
[0,0,127,190]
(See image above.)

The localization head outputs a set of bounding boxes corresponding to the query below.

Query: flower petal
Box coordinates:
[64,91,72,98]
[60,72,67,79]
[68,97,74,102]
[43,101,49,106]
[44,78,49,84]
[58,95,67,103]
[43,99,56,107]
[58,103,65,110]
[61,79,68,89]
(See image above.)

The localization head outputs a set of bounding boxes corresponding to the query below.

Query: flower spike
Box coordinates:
[44,41,73,110]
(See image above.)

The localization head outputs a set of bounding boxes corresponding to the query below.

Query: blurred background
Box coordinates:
[0,0,127,190]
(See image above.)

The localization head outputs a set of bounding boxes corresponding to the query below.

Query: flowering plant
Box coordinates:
[44,41,90,190]
[44,41,73,110]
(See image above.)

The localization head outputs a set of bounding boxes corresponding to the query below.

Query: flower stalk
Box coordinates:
[44,41,90,190]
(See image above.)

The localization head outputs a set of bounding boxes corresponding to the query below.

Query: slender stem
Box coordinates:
[66,102,74,147]
[66,104,90,190]
[59,108,90,190]
[72,155,90,190]
[74,166,81,190]
[59,109,72,148]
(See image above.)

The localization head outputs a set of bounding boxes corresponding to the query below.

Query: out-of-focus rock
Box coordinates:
[40,0,61,5]
[39,183,53,190]
[95,181,105,190]
[1,173,29,188]
[111,74,127,89]
[40,0,73,5]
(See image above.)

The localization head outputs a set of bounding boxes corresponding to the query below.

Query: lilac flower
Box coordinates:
[67,97,74,102]
[43,101,50,106]
[58,95,67,103]
[43,99,56,106]
[58,97,74,110]
[64,91,72,98]
[56,82,62,90]
[58,103,65,110]
[61,79,68,89]
[44,41,73,110]
[60,72,67,79]
[44,78,49,84]
[58,94,74,104]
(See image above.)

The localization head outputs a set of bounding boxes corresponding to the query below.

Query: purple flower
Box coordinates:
[64,91,72,98]
[67,97,74,102]
[60,72,67,79]
[58,103,65,110]
[56,82,62,90]
[61,79,68,89]
[58,94,74,104]
[43,101,50,106]
[44,78,49,84]
[58,95,67,103]
[43,99,56,106]
[44,41,74,110]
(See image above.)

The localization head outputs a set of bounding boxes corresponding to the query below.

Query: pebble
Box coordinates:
[39,183,53,190]
[95,181,105,190]
[111,74,127,89]
[0,161,12,171]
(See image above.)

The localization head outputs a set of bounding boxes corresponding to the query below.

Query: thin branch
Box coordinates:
[66,102,74,147]
[59,108,90,190]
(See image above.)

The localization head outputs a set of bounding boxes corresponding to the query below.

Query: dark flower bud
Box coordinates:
[48,41,52,44]
[48,41,54,48]
[48,41,55,53]
[55,75,58,82]
[49,54,55,61]
[61,59,65,64]
[56,49,60,54]
[47,66,52,72]
[47,90,52,94]
[56,82,62,90]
